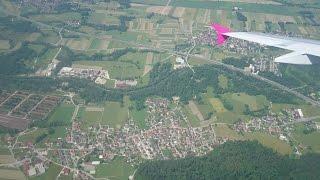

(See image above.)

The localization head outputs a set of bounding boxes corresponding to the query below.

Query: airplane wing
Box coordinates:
[211,23,320,65]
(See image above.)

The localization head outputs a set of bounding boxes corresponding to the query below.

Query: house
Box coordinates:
[28,167,36,176]
[35,163,45,175]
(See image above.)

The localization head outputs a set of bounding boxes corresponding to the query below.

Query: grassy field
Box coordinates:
[214,124,292,154]
[169,0,300,16]
[95,157,135,180]
[0,154,15,164]
[244,132,292,155]
[74,60,143,79]
[81,110,103,129]
[272,104,320,117]
[89,38,110,50]
[47,103,75,125]
[209,98,226,113]
[0,39,10,50]
[0,168,26,180]
[223,93,269,112]
[182,105,201,127]
[82,101,129,129]
[88,12,119,25]
[30,163,62,180]
[36,47,60,69]
[293,123,320,153]
[218,75,228,89]
[102,101,128,129]
[131,108,148,129]
[19,128,48,144]
[30,12,82,23]
[65,38,92,51]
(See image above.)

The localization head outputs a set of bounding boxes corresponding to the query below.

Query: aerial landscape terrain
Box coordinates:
[0,0,320,179]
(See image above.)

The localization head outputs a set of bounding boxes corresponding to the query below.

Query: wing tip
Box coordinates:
[210,23,231,45]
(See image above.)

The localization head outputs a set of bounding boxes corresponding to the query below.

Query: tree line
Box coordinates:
[135,141,320,180]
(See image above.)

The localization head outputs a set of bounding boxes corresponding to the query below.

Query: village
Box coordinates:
[3,96,319,179]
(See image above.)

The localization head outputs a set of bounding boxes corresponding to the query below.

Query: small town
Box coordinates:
[2,96,319,179]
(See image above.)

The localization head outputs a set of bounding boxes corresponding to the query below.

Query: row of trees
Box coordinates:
[135,141,320,180]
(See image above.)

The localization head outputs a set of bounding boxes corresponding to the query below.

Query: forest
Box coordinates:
[135,141,320,180]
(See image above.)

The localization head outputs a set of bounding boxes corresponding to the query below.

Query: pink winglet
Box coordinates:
[211,23,230,45]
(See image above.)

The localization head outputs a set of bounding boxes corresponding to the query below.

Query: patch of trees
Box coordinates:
[62,47,159,64]
[119,0,131,9]
[260,64,320,91]
[135,141,320,180]
[35,133,48,144]
[119,15,135,32]
[174,43,191,51]
[0,44,37,75]
[220,97,234,111]
[54,2,79,13]
[265,21,273,33]
[222,57,253,69]
[0,125,18,135]
[236,12,247,22]
[86,15,135,32]
[0,16,39,33]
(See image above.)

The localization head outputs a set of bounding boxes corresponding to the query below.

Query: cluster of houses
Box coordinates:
[59,66,110,85]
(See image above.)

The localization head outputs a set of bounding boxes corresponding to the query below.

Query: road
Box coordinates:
[286,116,320,125]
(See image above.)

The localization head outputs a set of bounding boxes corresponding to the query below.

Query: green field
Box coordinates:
[182,105,201,127]
[36,47,59,69]
[131,108,148,129]
[244,132,292,155]
[169,0,300,15]
[95,157,135,180]
[47,103,75,125]
[88,12,119,25]
[102,101,128,129]
[0,40,10,50]
[223,93,269,112]
[214,124,292,154]
[19,128,48,144]
[30,163,62,180]
[293,123,320,153]
[218,75,228,89]
[82,101,129,129]
[0,168,26,180]
[74,60,143,79]
[30,12,82,23]
[81,110,103,129]
[272,104,320,117]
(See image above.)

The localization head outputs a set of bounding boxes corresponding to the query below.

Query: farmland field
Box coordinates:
[214,124,292,154]
[95,157,135,180]
[47,103,75,125]
[0,168,26,180]
[0,40,10,50]
[81,110,103,129]
[102,101,128,129]
[30,163,62,180]
[293,123,320,153]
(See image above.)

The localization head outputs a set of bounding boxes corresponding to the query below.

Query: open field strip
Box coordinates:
[0,168,26,180]
[143,52,153,76]
[208,0,282,5]
[188,101,204,121]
